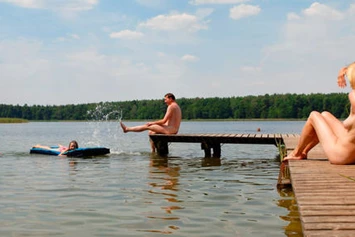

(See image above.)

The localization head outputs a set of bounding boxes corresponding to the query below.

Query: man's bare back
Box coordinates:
[160,101,181,134]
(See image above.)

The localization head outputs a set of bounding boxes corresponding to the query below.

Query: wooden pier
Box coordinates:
[150,133,355,236]
[283,136,355,237]
[149,133,292,157]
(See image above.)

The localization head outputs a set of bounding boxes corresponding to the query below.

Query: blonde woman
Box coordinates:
[284,62,355,165]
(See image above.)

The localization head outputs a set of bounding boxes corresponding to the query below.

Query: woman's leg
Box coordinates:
[285,111,340,160]
[285,112,318,159]
[297,111,344,156]
[320,111,345,137]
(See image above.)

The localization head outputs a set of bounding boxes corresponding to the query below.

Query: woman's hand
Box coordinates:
[338,67,347,88]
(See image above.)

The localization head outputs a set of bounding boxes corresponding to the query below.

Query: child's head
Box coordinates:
[68,140,79,150]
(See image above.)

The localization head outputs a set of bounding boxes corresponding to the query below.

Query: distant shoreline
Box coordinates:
[0,118,29,123]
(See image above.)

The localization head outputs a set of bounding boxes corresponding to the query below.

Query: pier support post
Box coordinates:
[201,142,211,158]
[212,143,221,158]
[155,141,169,157]
[201,142,221,158]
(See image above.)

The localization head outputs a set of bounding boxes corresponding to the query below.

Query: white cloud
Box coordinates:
[282,3,348,44]
[181,54,199,62]
[257,2,355,95]
[70,34,80,39]
[190,0,249,5]
[0,37,193,105]
[240,66,261,73]
[0,0,44,8]
[55,34,80,42]
[350,4,355,14]
[110,30,144,40]
[0,0,98,11]
[287,12,300,21]
[157,52,166,57]
[195,8,214,19]
[230,4,261,20]
[303,2,343,20]
[139,13,209,32]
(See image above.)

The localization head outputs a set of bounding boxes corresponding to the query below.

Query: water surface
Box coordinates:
[0,121,303,236]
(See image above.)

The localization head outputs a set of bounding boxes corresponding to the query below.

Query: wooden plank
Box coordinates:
[303,230,355,237]
[301,209,355,216]
[150,133,283,146]
[303,222,355,230]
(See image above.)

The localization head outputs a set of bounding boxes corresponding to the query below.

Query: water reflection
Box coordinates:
[143,154,183,234]
[277,186,303,237]
[201,157,221,167]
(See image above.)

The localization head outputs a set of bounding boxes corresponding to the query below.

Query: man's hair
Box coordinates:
[165,93,175,100]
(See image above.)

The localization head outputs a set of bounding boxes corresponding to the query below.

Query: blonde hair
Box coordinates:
[347,62,355,89]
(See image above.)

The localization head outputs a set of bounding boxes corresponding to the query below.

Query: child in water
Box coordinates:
[33,140,79,156]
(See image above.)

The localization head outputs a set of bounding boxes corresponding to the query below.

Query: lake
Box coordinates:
[0,121,305,237]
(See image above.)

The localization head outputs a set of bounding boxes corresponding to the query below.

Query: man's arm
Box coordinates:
[148,105,173,126]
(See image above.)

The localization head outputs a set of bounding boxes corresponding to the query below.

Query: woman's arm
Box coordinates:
[338,66,347,88]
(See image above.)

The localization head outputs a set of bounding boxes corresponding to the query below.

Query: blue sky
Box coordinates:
[1,0,355,105]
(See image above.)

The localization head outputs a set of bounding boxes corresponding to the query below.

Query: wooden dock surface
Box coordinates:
[150,133,289,157]
[284,136,355,237]
[150,133,284,144]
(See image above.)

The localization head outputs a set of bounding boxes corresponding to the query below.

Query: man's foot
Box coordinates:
[120,121,128,133]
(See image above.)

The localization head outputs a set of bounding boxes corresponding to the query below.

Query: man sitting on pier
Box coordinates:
[120,93,182,153]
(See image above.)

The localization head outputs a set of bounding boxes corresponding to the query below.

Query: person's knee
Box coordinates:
[321,111,331,117]
[307,111,322,123]
[309,111,321,118]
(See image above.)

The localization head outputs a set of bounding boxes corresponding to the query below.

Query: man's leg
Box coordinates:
[149,131,156,153]
[120,122,149,133]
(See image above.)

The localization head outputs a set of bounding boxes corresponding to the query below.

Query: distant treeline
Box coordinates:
[0,93,350,121]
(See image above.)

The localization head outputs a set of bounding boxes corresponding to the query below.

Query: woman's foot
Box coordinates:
[283,151,307,161]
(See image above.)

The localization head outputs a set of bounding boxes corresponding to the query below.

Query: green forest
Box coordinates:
[0,93,350,121]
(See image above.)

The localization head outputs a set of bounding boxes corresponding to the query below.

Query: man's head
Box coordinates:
[164,93,175,100]
[164,93,176,105]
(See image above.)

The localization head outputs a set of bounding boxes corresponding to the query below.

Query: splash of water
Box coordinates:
[104,110,123,122]
[82,102,125,153]
[87,102,123,122]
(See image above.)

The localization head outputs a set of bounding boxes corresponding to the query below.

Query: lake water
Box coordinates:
[0,121,305,237]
